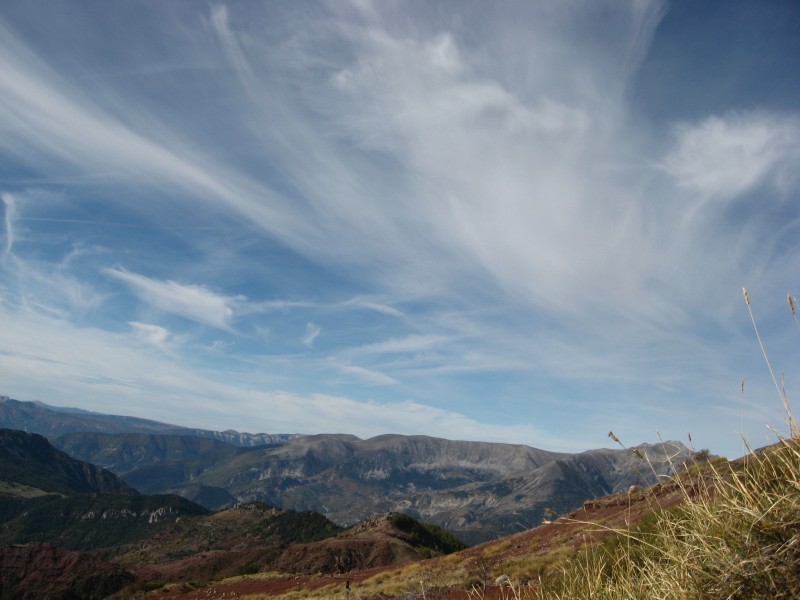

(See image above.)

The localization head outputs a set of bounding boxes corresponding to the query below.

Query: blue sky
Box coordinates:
[1,0,799,459]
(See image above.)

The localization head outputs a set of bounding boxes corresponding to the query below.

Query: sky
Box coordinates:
[1,0,799,459]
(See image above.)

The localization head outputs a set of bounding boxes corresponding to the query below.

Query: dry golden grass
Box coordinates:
[521,290,800,599]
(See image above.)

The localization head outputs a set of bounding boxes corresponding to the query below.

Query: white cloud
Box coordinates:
[240,296,405,319]
[338,297,405,318]
[230,391,575,450]
[0,2,798,461]
[662,111,800,199]
[104,268,239,330]
[130,321,171,347]
[0,222,107,316]
[0,3,670,330]
[271,2,680,330]
[349,335,449,357]
[0,16,315,252]
[331,362,398,386]
[302,322,321,347]
[1,193,14,260]
[0,300,579,449]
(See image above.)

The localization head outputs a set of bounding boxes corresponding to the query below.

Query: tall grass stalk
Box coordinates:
[743,288,797,435]
[520,291,800,599]
[528,440,800,599]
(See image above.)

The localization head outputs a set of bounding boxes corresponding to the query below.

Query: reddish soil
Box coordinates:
[0,543,134,599]
[146,477,703,599]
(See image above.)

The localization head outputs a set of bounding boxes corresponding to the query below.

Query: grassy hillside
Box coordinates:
[524,438,800,599]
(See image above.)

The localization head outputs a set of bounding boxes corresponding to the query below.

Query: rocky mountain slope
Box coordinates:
[0,428,137,497]
[54,430,693,545]
[2,396,699,545]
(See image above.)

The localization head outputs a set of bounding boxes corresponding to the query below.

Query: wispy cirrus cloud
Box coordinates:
[0,1,798,460]
[302,322,321,348]
[0,14,315,252]
[129,321,171,348]
[361,334,449,353]
[0,193,14,260]
[104,268,240,331]
[662,111,800,199]
[239,296,405,319]
[329,361,399,386]
[0,301,579,448]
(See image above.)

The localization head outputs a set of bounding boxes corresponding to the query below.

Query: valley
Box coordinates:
[0,395,709,599]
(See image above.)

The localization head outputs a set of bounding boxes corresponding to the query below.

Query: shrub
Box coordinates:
[239,564,259,576]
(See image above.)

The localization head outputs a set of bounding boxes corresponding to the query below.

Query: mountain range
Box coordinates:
[0,396,295,446]
[0,424,466,599]
[0,395,699,545]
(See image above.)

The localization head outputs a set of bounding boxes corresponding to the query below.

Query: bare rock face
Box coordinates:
[0,543,134,600]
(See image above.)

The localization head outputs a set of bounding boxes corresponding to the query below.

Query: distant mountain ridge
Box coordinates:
[0,396,297,446]
[0,396,699,545]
